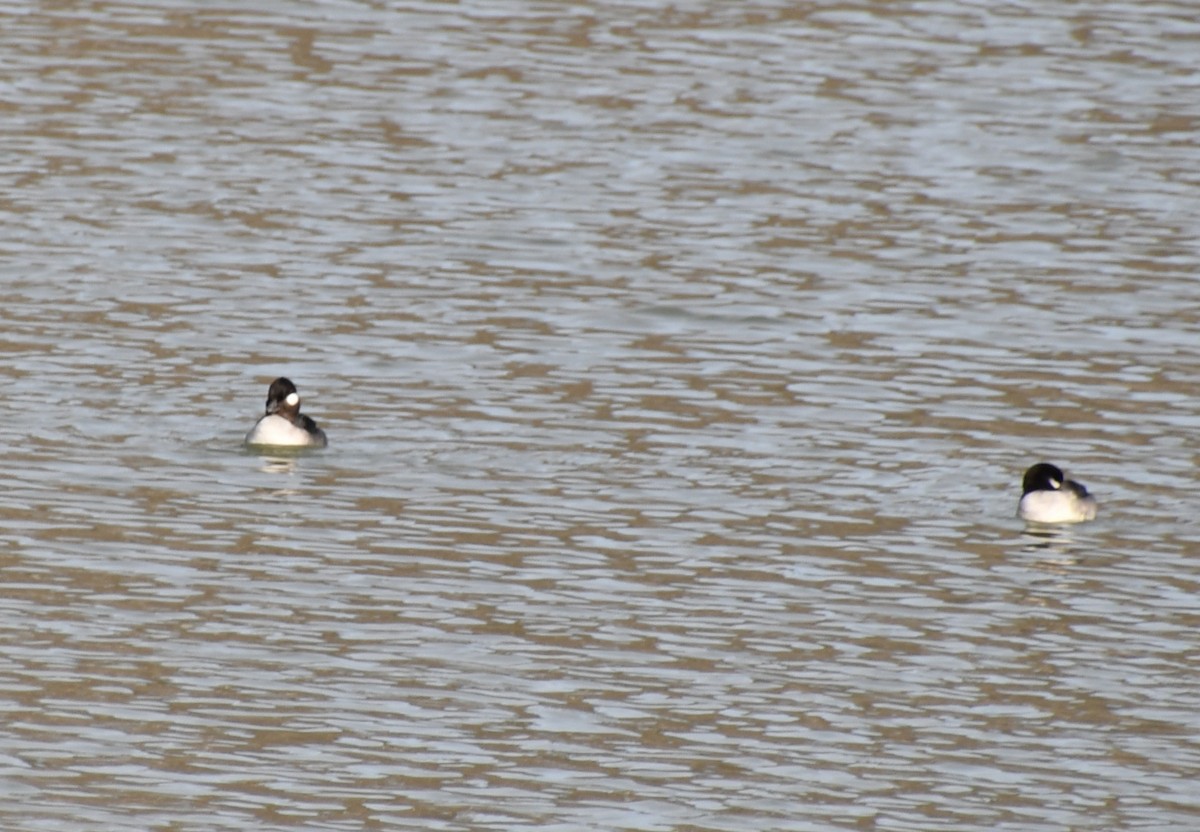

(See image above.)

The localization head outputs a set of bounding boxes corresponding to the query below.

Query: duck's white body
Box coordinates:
[245,413,326,447]
[1018,488,1097,524]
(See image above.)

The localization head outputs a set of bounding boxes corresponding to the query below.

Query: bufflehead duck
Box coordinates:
[1018,462,1096,524]
[244,377,327,448]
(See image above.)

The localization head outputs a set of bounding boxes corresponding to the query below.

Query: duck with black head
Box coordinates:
[1018,462,1096,524]
[244,377,328,448]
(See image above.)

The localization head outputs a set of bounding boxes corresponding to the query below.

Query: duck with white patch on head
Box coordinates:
[244,377,328,448]
[1018,462,1096,524]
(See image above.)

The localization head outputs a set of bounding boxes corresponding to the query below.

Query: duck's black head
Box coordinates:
[1021,462,1065,496]
[264,377,300,415]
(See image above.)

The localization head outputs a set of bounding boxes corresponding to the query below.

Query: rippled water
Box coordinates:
[2,1,1199,829]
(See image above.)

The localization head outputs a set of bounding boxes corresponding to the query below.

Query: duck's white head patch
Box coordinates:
[286,392,300,407]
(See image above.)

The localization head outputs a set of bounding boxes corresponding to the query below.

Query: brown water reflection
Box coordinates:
[2,2,1200,830]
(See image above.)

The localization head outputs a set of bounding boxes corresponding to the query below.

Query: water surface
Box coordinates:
[1,1,1199,829]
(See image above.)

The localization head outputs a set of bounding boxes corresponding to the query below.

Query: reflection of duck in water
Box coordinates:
[245,377,328,448]
[1017,463,1096,524]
